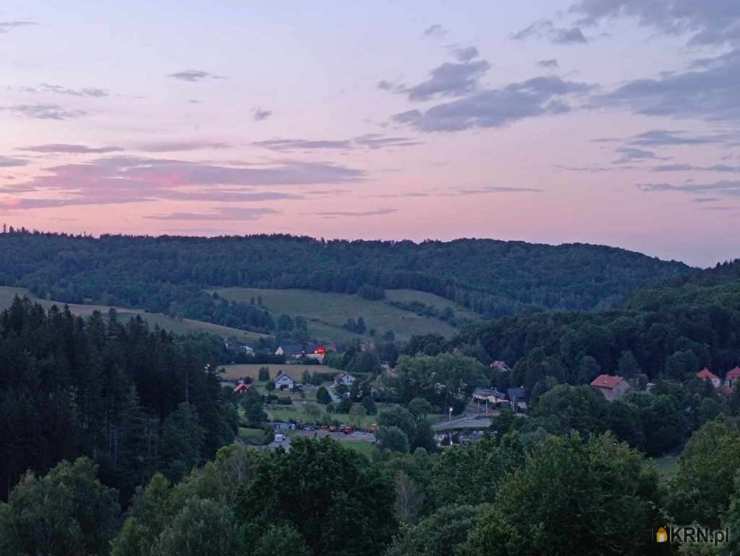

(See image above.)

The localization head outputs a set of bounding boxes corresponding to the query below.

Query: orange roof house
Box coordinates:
[697,368,721,388]
[590,374,630,401]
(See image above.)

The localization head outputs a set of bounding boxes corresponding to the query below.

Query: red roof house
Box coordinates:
[697,368,721,388]
[590,374,630,401]
[233,382,251,394]
[726,367,740,388]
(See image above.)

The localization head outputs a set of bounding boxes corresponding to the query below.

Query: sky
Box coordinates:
[1,1,740,267]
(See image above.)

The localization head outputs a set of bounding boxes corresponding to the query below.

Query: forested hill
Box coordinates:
[0,230,690,321]
[454,258,740,397]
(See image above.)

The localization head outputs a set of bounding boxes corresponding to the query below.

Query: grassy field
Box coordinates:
[266,404,381,429]
[385,289,479,320]
[338,440,377,459]
[0,286,267,344]
[214,287,470,342]
[220,363,336,381]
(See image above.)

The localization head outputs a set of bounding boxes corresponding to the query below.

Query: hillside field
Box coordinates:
[219,363,336,381]
[0,286,267,343]
[214,287,473,342]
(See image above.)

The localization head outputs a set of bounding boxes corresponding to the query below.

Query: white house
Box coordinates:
[334,372,356,387]
[274,372,296,391]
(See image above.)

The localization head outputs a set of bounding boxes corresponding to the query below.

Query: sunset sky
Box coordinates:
[1,1,739,266]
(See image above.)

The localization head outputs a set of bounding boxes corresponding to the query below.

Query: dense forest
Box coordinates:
[0,299,236,501]
[0,230,690,331]
[451,259,740,388]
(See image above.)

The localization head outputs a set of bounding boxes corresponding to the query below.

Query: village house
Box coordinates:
[233,381,251,394]
[489,360,511,372]
[590,374,631,401]
[697,368,721,389]
[507,387,528,412]
[273,371,296,391]
[472,387,508,406]
[275,344,304,358]
[726,367,740,389]
[334,372,356,388]
[304,344,327,363]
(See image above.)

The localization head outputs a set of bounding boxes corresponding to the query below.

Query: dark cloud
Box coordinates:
[613,147,669,164]
[315,208,396,217]
[254,134,420,152]
[538,59,560,68]
[1,104,86,120]
[404,59,490,101]
[651,163,740,174]
[3,156,362,210]
[452,46,479,63]
[19,144,124,154]
[134,141,231,152]
[169,70,224,82]
[20,83,108,98]
[638,179,740,198]
[591,49,740,123]
[0,156,29,168]
[146,207,278,221]
[556,164,614,173]
[0,20,37,33]
[513,20,588,44]
[628,129,737,147]
[393,76,593,132]
[254,139,353,151]
[423,24,447,39]
[571,0,740,47]
[253,107,272,121]
[377,80,405,94]
[454,186,543,194]
[352,134,421,149]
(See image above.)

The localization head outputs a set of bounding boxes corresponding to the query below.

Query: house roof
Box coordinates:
[726,367,740,380]
[590,374,625,390]
[697,368,720,381]
[274,372,294,382]
[278,344,304,355]
[507,387,527,402]
[473,387,506,399]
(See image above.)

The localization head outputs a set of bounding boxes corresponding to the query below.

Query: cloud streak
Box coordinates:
[513,20,588,44]
[169,70,224,82]
[253,134,420,152]
[0,156,29,168]
[146,206,278,221]
[0,20,37,34]
[2,156,363,210]
[19,144,124,154]
[1,104,87,120]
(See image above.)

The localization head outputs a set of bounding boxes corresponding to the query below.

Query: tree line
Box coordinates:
[0,298,237,502]
[6,419,740,555]
[0,230,689,330]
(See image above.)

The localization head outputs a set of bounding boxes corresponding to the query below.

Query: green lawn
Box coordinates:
[220,363,336,382]
[214,287,467,342]
[385,289,479,320]
[0,286,266,344]
[339,440,377,459]
[238,427,271,445]
[266,403,381,429]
